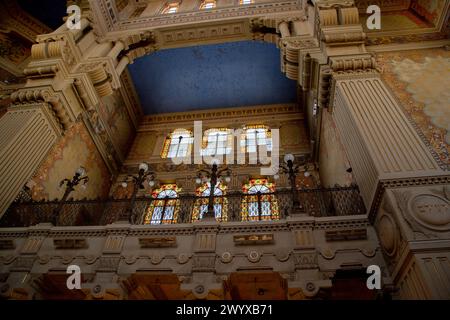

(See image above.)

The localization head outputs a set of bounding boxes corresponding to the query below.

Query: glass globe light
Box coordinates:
[121,182,128,188]
[195,177,202,184]
[138,162,149,172]
[284,154,294,164]
[224,176,231,183]
[148,180,155,187]
[304,171,310,177]
[273,174,280,180]
[76,166,86,176]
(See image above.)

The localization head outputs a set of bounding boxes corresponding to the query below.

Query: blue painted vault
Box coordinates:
[128,41,297,115]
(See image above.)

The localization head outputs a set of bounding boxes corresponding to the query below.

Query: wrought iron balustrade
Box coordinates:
[0,186,366,228]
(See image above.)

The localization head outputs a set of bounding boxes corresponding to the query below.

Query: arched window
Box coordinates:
[200,0,216,9]
[143,184,181,224]
[192,182,228,222]
[201,128,232,156]
[241,179,279,221]
[240,125,272,154]
[240,0,253,4]
[161,129,193,158]
[162,2,179,14]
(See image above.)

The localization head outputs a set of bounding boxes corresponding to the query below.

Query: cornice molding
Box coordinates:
[115,1,304,32]
[139,103,302,128]
[0,215,370,238]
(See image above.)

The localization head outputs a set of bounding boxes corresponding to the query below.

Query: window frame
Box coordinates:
[161,129,193,159]
[241,178,279,221]
[143,184,181,225]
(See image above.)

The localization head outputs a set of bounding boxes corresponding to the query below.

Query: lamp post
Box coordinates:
[53,167,89,225]
[196,161,231,220]
[120,162,156,224]
[274,154,307,214]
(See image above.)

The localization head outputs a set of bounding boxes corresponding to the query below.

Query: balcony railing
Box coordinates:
[0,186,366,228]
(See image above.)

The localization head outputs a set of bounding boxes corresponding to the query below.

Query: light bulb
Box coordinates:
[76,166,86,176]
[304,171,310,177]
[225,176,231,183]
[148,180,155,187]
[121,182,128,188]
[138,162,149,172]
[195,177,202,184]
[284,154,294,164]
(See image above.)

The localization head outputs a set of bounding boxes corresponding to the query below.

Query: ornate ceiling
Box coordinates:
[128,40,298,114]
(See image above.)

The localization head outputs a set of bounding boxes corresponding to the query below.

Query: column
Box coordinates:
[278,21,291,38]
[330,72,449,299]
[331,72,443,211]
[0,104,62,216]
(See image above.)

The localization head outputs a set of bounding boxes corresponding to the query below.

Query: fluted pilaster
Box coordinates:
[0,104,62,216]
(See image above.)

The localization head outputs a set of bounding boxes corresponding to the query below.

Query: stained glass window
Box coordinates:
[241,179,279,221]
[143,184,181,225]
[192,182,228,222]
[201,128,232,156]
[161,129,193,159]
[240,125,272,154]
[200,0,216,9]
[162,3,179,14]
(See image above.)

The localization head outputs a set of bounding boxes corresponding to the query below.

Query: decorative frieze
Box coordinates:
[195,234,216,252]
[325,228,367,241]
[54,239,88,250]
[293,251,318,269]
[0,240,15,250]
[139,236,177,248]
[233,233,274,245]
[192,254,216,272]
[103,235,126,253]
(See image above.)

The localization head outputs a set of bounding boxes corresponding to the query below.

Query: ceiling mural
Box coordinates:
[377,48,450,170]
[128,41,297,115]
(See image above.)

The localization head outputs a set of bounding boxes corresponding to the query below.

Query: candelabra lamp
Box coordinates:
[274,154,308,215]
[120,162,156,224]
[195,162,231,221]
[53,166,89,225]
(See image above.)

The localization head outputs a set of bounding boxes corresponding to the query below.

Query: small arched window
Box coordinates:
[240,0,253,4]
[192,182,228,222]
[144,184,181,225]
[200,0,216,9]
[201,128,232,156]
[241,125,272,154]
[241,179,279,221]
[162,2,179,14]
[161,129,193,159]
